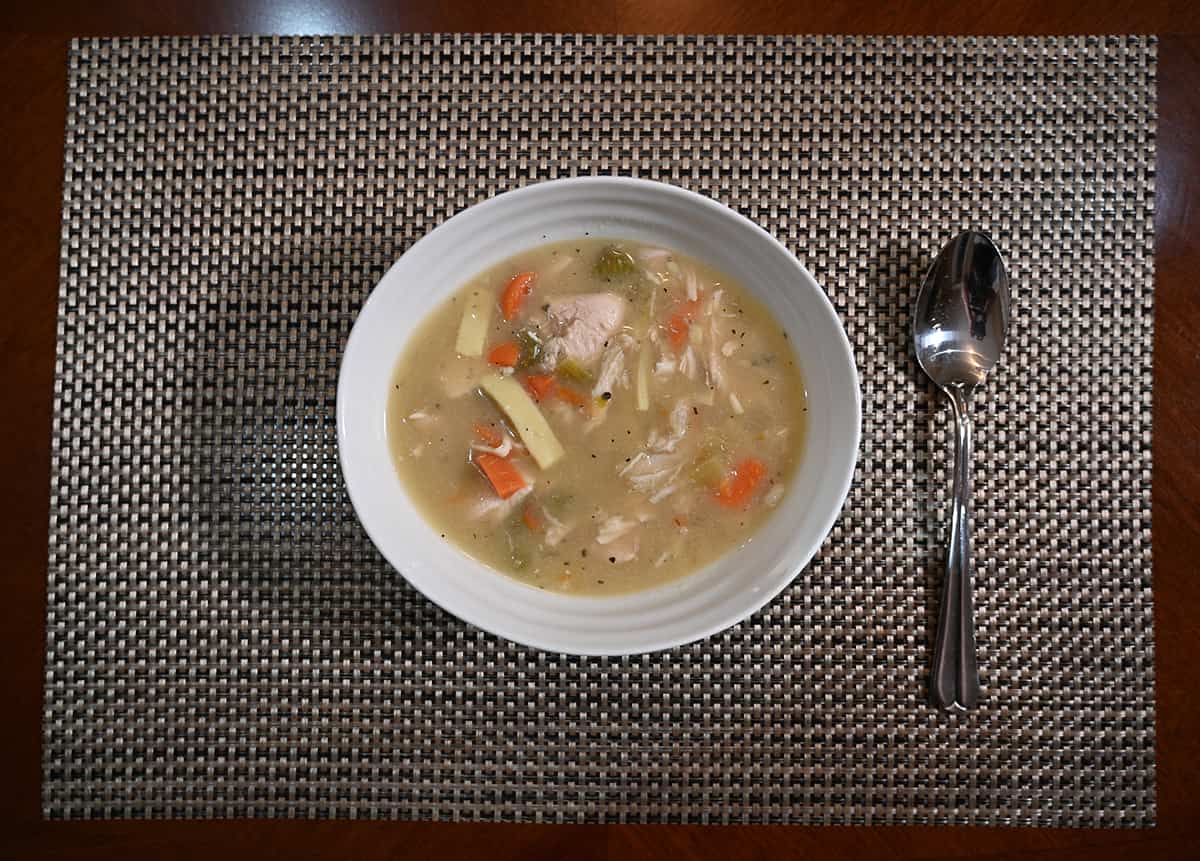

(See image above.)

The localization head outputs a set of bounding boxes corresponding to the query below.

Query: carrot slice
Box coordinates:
[521,502,543,531]
[500,271,537,321]
[488,341,521,367]
[666,299,702,350]
[473,421,503,447]
[524,373,557,403]
[473,451,527,499]
[522,372,588,411]
[714,458,767,508]
[555,384,589,410]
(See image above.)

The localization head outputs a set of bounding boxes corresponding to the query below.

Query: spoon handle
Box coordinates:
[931,385,981,710]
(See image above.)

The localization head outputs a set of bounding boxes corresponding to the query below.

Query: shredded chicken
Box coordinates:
[729,392,745,415]
[649,482,679,504]
[764,484,785,506]
[543,508,573,547]
[604,531,640,563]
[653,551,672,568]
[678,345,699,379]
[619,452,647,476]
[596,515,637,545]
[467,485,532,523]
[407,410,432,422]
[707,317,726,391]
[646,400,690,453]
[669,399,689,440]
[620,397,695,502]
[591,334,634,399]
[620,451,685,495]
[714,289,739,318]
[684,268,700,302]
[470,437,515,458]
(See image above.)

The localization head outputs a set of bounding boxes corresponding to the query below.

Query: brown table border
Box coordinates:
[2,3,1197,858]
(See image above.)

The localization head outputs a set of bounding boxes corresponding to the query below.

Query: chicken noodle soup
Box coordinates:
[388,239,807,595]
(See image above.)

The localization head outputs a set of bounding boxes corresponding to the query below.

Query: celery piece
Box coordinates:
[594,246,637,278]
[556,357,594,385]
[514,329,542,369]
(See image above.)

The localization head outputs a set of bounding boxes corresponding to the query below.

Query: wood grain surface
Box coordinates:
[1,2,1197,859]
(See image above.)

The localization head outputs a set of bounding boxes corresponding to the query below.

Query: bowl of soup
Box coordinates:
[338,176,860,655]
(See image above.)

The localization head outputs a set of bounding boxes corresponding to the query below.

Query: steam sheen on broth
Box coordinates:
[388,239,807,596]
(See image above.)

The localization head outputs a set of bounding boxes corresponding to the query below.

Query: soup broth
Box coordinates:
[387,239,806,596]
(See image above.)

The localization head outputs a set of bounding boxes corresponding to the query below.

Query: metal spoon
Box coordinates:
[913,230,1011,711]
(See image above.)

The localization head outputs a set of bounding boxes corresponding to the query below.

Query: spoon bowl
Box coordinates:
[915,231,1010,390]
[913,230,1010,710]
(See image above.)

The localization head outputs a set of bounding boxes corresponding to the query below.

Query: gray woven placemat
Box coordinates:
[43,34,1156,825]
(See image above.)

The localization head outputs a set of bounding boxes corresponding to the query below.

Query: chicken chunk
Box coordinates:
[542,293,625,368]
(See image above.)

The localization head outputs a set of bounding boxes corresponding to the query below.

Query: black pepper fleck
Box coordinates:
[609,556,616,563]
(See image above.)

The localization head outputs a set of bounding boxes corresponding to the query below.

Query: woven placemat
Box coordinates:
[43,34,1156,825]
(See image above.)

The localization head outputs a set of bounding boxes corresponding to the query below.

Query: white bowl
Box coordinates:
[338,177,860,656]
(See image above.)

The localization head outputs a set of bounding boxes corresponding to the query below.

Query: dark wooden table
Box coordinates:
[2,2,1197,858]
